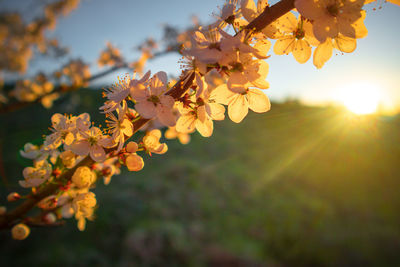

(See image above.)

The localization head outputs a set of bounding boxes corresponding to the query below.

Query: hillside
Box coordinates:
[1,89,400,266]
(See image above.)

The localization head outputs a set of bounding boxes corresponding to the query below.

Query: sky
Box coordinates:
[3,0,400,111]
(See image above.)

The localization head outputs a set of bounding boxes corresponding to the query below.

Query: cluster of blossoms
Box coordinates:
[98,42,124,68]
[56,59,91,88]
[2,59,91,109]
[0,0,80,74]
[239,0,368,68]
[11,109,168,232]
[0,7,202,111]
[1,0,398,240]
[10,73,59,108]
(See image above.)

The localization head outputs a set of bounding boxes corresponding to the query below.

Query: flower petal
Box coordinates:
[228,94,248,123]
[313,40,333,69]
[176,114,196,133]
[135,101,157,119]
[70,140,90,156]
[247,89,271,113]
[206,103,225,121]
[195,116,213,137]
[156,106,176,127]
[292,39,312,64]
[90,145,106,162]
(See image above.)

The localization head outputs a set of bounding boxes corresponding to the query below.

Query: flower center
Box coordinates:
[148,95,160,104]
[196,97,205,106]
[294,28,305,39]
[225,15,235,25]
[327,4,339,17]
[88,136,97,146]
[231,62,244,72]
[61,131,69,139]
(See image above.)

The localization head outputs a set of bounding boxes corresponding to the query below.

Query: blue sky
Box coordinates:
[4,0,400,109]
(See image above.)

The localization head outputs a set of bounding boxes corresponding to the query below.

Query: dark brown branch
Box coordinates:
[245,0,295,32]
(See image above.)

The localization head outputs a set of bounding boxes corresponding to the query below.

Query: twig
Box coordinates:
[0,64,130,114]
[0,47,179,115]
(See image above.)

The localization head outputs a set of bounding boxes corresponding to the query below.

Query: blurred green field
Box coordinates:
[1,89,400,266]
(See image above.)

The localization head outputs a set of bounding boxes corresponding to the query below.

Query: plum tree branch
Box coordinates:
[0,64,129,114]
[0,47,181,115]
[0,0,295,230]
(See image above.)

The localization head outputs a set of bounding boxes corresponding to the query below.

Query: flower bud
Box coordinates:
[43,213,57,224]
[72,166,96,188]
[11,223,30,240]
[7,192,21,202]
[60,150,76,168]
[0,206,6,215]
[126,141,138,153]
[126,154,144,172]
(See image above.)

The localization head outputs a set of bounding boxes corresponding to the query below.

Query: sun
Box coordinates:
[335,82,382,115]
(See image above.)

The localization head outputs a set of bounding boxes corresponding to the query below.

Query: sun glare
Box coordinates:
[335,82,382,115]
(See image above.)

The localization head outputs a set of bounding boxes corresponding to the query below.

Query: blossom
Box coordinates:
[211,0,243,30]
[7,192,21,202]
[11,224,30,240]
[131,71,176,127]
[176,103,214,137]
[184,28,223,64]
[19,160,52,188]
[313,34,357,68]
[212,83,271,123]
[61,59,91,87]
[69,127,114,162]
[98,42,124,67]
[72,192,97,231]
[72,166,96,189]
[105,103,133,152]
[94,157,121,185]
[72,113,92,134]
[100,71,151,113]
[44,113,76,149]
[165,126,192,145]
[60,150,76,168]
[219,30,269,60]
[42,113,89,152]
[41,92,60,108]
[125,141,144,171]
[227,53,270,90]
[295,0,365,42]
[274,13,318,63]
[52,188,93,219]
[129,70,151,98]
[100,76,130,113]
[142,129,168,154]
[43,212,57,224]
[20,143,41,160]
[11,74,54,104]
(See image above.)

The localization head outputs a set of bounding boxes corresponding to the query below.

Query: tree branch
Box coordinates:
[0,47,179,115]
[0,64,129,114]
[0,0,295,230]
[245,0,295,32]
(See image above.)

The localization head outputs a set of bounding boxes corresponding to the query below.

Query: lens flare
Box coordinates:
[335,82,382,115]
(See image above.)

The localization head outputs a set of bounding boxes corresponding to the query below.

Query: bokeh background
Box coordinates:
[1,0,400,266]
